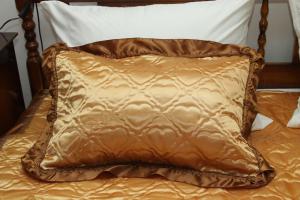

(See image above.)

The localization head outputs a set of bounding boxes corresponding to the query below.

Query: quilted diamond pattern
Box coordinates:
[41,51,260,178]
[0,92,299,199]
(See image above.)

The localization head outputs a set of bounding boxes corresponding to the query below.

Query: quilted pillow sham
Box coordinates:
[22,39,275,188]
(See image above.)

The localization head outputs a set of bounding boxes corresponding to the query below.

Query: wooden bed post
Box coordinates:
[258,0,269,57]
[15,0,44,97]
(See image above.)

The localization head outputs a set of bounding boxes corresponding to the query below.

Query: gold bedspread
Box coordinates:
[0,91,299,199]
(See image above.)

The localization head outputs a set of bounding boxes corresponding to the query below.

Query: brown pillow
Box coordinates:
[22,39,275,188]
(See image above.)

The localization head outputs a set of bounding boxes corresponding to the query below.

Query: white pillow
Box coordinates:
[289,0,300,57]
[40,0,255,47]
[251,113,273,132]
[287,97,300,128]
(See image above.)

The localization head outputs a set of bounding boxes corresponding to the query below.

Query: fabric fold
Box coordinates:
[22,38,274,188]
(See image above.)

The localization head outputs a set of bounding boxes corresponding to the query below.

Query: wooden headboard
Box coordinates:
[15,0,300,98]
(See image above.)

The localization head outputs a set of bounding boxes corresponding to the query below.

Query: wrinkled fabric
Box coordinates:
[0,91,299,199]
[40,0,255,47]
[21,39,273,188]
[43,39,264,139]
[45,53,254,173]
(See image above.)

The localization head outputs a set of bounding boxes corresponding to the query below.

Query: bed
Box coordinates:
[0,91,299,199]
[1,0,299,199]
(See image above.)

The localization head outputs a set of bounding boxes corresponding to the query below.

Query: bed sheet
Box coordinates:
[0,91,299,200]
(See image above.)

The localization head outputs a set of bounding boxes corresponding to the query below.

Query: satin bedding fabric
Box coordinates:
[44,53,254,172]
[0,91,299,199]
[21,39,274,188]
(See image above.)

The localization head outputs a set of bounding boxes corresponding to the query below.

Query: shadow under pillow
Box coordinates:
[22,38,275,188]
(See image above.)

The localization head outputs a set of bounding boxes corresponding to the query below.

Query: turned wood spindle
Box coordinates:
[16,0,45,97]
[258,0,269,58]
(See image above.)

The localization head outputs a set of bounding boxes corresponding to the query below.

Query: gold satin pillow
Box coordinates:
[22,39,275,188]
